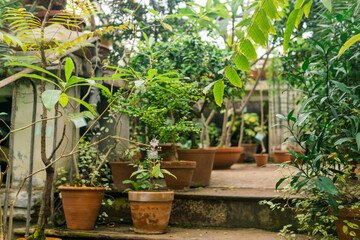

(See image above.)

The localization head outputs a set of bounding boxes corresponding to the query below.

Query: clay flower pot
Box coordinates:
[238,143,258,163]
[213,147,243,170]
[161,161,196,190]
[272,150,291,164]
[254,154,268,167]
[128,191,174,234]
[330,207,360,240]
[58,186,105,230]
[158,143,181,161]
[110,162,136,191]
[177,148,216,187]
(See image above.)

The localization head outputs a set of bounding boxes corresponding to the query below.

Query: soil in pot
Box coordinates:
[213,147,243,170]
[330,207,360,240]
[158,143,181,161]
[110,162,136,191]
[177,148,216,187]
[272,150,291,164]
[128,191,174,234]
[238,143,258,163]
[254,154,268,167]
[161,161,196,190]
[59,186,105,230]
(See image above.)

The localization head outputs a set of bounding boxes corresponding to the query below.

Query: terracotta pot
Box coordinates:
[177,148,216,187]
[290,149,306,162]
[272,150,291,164]
[161,161,196,190]
[238,143,258,163]
[110,162,136,191]
[158,143,181,161]
[128,191,174,234]
[254,154,268,167]
[58,186,105,230]
[213,147,243,170]
[330,207,360,240]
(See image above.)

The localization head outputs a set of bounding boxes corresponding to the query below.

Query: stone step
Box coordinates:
[14,225,308,240]
[103,187,299,231]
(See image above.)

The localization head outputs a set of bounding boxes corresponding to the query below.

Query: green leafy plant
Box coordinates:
[123,138,176,191]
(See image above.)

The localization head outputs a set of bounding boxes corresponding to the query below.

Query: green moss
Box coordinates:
[27,225,45,240]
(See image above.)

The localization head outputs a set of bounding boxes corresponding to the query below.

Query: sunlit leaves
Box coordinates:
[240,39,257,60]
[321,0,332,12]
[284,9,301,55]
[248,22,267,47]
[225,67,242,88]
[213,80,224,106]
[338,34,360,58]
[65,58,74,81]
[234,53,250,72]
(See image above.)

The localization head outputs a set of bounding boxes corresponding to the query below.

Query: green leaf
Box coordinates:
[276,114,287,121]
[203,81,216,94]
[255,9,271,33]
[148,69,157,78]
[338,34,360,58]
[332,81,350,94]
[42,90,61,111]
[294,112,311,127]
[329,194,339,213]
[59,93,68,108]
[304,0,313,18]
[69,96,97,116]
[234,53,250,72]
[356,133,360,151]
[284,9,300,55]
[263,0,279,20]
[94,83,112,97]
[276,177,287,190]
[18,74,62,89]
[322,0,332,12]
[225,67,242,88]
[334,137,353,146]
[302,57,310,71]
[152,163,163,178]
[295,0,305,9]
[240,39,257,60]
[235,18,251,28]
[9,62,62,82]
[248,22,267,47]
[162,22,173,31]
[147,8,159,17]
[65,58,74,82]
[314,176,339,195]
[213,80,224,107]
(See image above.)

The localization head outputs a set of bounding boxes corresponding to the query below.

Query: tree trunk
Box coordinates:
[218,101,230,148]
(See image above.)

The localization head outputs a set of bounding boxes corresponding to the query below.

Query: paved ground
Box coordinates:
[15,163,308,240]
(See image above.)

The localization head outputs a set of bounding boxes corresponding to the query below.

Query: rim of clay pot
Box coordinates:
[109,161,133,166]
[58,186,105,191]
[216,147,244,153]
[274,150,290,154]
[158,143,182,147]
[178,148,216,153]
[128,191,174,202]
[254,153,269,156]
[161,160,196,169]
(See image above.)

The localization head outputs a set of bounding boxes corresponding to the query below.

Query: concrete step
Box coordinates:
[103,187,299,231]
[14,225,308,240]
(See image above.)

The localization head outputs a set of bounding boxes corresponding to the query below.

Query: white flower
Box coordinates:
[150,138,159,148]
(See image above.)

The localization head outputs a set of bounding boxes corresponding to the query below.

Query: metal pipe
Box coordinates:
[25,79,37,237]
[3,81,18,232]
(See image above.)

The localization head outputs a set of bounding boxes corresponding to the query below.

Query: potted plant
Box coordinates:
[254,90,268,167]
[238,112,261,163]
[111,69,200,190]
[125,138,176,234]
[110,146,140,191]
